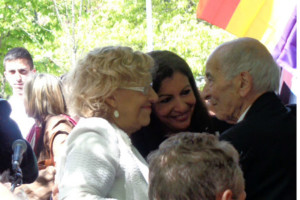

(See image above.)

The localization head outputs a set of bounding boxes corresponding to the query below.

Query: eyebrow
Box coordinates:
[158,84,192,98]
[8,67,28,71]
[205,72,214,79]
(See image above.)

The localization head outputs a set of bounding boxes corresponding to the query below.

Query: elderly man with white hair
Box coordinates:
[202,37,296,200]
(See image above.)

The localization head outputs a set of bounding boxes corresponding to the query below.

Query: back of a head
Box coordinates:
[148,132,245,200]
[0,99,11,118]
[212,37,280,94]
[4,47,34,70]
[24,73,66,123]
[65,46,154,118]
[0,99,39,184]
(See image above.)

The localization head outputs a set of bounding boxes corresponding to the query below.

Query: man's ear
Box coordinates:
[239,71,252,97]
[220,189,233,200]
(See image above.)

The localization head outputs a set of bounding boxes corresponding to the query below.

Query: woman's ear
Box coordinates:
[105,94,117,108]
[239,71,253,97]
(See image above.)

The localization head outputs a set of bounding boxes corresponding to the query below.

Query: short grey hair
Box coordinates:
[148,132,245,200]
[216,37,280,93]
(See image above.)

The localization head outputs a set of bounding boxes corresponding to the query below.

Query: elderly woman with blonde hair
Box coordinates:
[56,46,158,199]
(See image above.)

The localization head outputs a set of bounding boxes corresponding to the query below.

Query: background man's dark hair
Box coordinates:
[3,47,34,70]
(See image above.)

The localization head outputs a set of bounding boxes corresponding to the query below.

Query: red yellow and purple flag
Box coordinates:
[197,0,297,103]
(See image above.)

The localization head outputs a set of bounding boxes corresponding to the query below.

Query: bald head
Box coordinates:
[203,37,280,123]
[207,37,280,93]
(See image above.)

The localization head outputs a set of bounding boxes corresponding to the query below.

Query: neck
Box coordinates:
[235,91,264,123]
[109,117,134,136]
[10,93,23,101]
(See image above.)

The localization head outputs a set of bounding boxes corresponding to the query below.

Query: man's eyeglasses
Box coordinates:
[121,83,153,95]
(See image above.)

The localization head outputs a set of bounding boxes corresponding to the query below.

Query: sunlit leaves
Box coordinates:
[0,0,235,98]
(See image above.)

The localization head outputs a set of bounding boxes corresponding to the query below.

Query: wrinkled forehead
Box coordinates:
[205,52,223,74]
[5,59,32,71]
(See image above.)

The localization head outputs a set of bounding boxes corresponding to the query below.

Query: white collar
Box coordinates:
[237,105,251,123]
[111,123,132,146]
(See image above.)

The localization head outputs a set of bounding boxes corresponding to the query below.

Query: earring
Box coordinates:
[114,110,119,118]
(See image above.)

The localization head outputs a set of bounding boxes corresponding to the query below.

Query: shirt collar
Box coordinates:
[111,123,132,146]
[237,105,251,123]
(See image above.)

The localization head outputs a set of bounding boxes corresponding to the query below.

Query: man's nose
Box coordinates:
[15,72,22,80]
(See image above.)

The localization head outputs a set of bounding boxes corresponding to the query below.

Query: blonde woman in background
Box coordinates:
[17,73,76,200]
[56,46,158,199]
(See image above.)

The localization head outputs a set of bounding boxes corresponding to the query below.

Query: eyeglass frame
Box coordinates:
[120,83,153,95]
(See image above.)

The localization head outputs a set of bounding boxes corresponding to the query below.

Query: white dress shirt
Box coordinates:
[8,96,35,138]
[237,105,251,123]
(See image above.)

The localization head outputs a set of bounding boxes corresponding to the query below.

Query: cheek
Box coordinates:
[182,93,197,111]
[22,74,29,80]
[217,96,232,111]
[188,93,196,105]
[153,104,172,119]
[209,84,222,95]
[218,93,239,116]
[5,75,14,82]
[134,98,151,118]
[212,86,227,104]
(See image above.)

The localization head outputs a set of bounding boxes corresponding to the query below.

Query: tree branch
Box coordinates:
[19,26,61,67]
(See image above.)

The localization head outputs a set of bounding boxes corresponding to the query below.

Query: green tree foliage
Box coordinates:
[0,0,235,98]
[151,0,235,77]
[0,0,61,97]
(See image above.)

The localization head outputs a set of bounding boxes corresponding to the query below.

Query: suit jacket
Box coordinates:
[0,98,38,183]
[220,92,296,200]
[56,117,149,200]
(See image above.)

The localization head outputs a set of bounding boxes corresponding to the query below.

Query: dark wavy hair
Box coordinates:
[131,50,213,158]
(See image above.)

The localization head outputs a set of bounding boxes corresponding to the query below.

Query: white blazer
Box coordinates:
[56,117,149,200]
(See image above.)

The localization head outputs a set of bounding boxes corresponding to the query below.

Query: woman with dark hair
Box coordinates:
[131,50,231,158]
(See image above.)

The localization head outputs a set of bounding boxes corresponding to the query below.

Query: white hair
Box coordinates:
[217,37,280,94]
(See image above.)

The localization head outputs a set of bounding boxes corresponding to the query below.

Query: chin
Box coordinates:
[140,117,151,128]
[171,123,190,132]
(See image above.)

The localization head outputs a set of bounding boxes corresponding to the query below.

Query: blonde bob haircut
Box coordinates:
[65,46,154,118]
[24,73,67,124]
